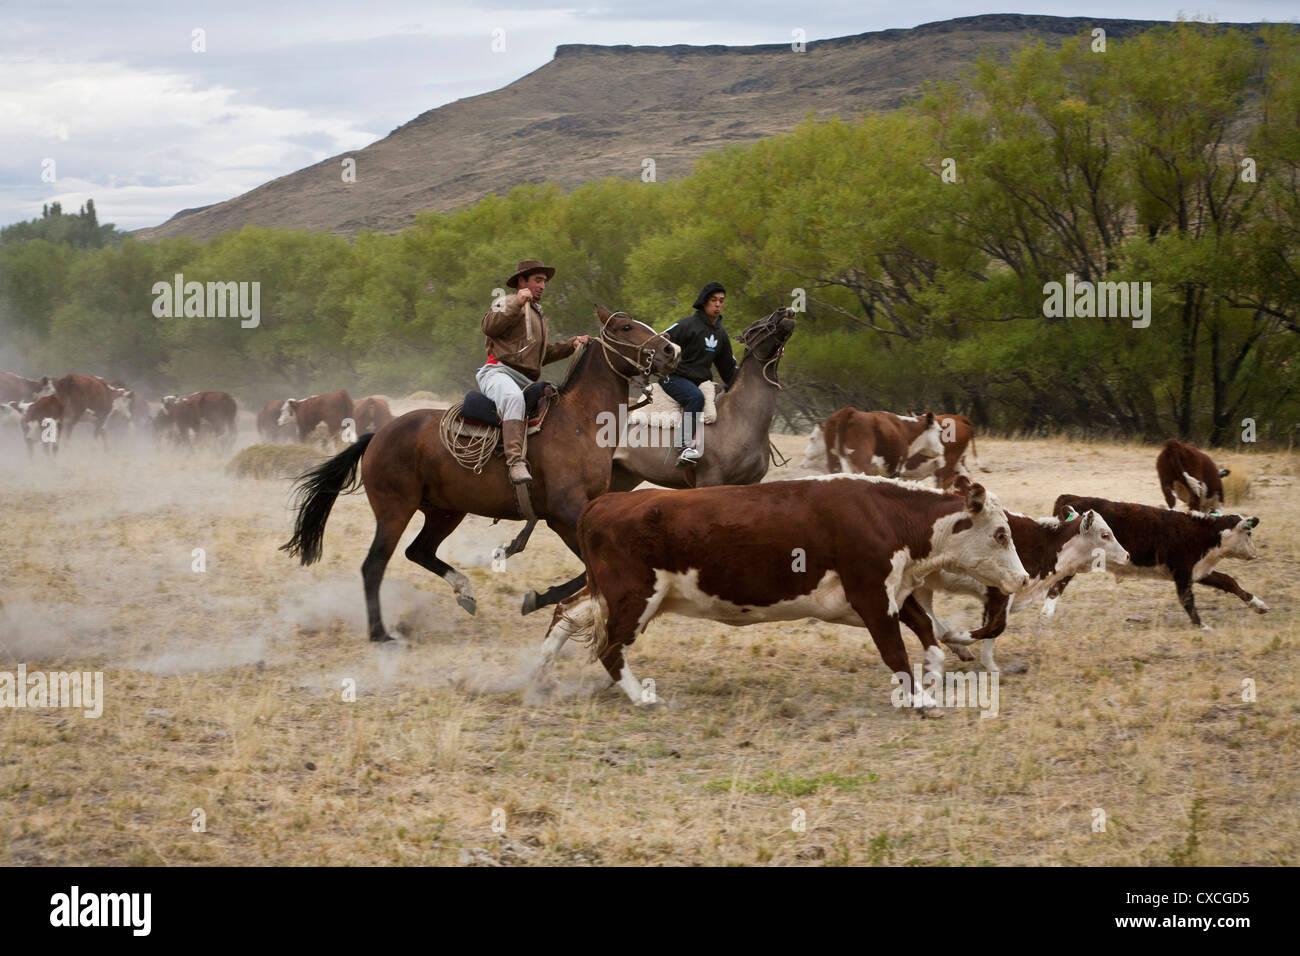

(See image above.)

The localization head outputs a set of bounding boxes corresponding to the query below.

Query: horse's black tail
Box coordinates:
[280,433,374,565]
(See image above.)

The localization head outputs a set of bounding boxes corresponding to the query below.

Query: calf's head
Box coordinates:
[1058,506,1130,574]
[942,478,1029,594]
[1216,515,1260,561]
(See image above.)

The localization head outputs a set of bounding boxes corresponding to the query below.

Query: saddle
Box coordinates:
[459,382,553,432]
[626,380,720,429]
[439,381,557,474]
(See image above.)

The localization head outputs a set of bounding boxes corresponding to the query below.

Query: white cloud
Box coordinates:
[0,56,377,229]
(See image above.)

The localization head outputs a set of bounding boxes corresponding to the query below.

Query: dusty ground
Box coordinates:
[1,411,1296,866]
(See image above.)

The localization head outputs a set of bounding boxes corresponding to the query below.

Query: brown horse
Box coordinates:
[281,307,680,642]
[514,308,798,614]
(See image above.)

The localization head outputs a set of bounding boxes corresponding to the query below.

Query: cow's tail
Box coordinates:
[551,584,608,663]
[585,582,611,663]
[281,433,374,565]
[966,431,980,469]
[563,517,611,662]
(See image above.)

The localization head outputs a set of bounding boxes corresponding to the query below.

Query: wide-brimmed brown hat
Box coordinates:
[506,258,556,289]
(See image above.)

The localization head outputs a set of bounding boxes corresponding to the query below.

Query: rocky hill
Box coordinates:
[135,14,1235,240]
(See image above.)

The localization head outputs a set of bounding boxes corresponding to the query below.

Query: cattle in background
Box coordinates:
[257,398,297,443]
[352,396,394,434]
[799,419,830,470]
[1157,439,1229,513]
[4,395,65,458]
[278,389,353,445]
[817,409,945,479]
[905,412,978,489]
[37,374,135,444]
[538,475,1029,709]
[103,380,150,442]
[911,498,1129,672]
[155,391,238,447]
[0,371,43,404]
[1050,494,1265,630]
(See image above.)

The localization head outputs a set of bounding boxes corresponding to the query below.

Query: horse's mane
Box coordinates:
[556,341,591,396]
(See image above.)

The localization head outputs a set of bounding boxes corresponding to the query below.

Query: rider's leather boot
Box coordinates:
[502,418,532,484]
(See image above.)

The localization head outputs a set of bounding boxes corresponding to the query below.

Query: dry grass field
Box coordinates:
[1,409,1297,867]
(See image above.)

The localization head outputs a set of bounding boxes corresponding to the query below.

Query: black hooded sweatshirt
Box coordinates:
[661,282,738,386]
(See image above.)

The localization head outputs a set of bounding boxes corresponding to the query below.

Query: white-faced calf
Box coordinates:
[905,503,1130,672]
[4,395,64,458]
[1049,494,1264,630]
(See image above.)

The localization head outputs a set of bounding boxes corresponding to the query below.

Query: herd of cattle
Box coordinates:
[792,410,1266,635]
[535,411,1267,706]
[2,367,1271,709]
[0,371,395,454]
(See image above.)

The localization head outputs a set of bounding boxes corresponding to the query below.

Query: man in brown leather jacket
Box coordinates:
[478,259,589,483]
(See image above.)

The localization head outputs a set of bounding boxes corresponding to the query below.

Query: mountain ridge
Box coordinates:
[134,14,1261,241]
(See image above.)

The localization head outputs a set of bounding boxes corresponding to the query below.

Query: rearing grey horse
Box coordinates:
[517,308,798,614]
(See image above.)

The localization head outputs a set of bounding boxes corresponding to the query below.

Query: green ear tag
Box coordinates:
[1065,512,1078,521]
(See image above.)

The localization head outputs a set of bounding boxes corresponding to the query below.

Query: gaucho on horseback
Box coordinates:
[478,259,589,484]
[658,282,737,466]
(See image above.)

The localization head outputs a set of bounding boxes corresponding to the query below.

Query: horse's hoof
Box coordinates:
[457,593,476,616]
[520,591,539,616]
[920,706,946,720]
[370,632,395,643]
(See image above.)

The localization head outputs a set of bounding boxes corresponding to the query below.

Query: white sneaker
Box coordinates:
[676,445,703,467]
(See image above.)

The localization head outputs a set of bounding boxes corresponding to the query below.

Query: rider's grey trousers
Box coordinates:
[475,362,532,422]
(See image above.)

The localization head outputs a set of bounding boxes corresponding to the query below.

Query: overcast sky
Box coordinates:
[3,1,1294,232]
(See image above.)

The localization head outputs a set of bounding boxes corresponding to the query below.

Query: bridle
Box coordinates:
[594,312,672,382]
[737,309,793,388]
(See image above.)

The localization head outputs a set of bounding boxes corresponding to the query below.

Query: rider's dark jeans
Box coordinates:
[660,374,704,448]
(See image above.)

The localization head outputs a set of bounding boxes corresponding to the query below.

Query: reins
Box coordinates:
[736,311,790,389]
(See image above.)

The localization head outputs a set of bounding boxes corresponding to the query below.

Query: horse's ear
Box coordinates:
[594,305,611,323]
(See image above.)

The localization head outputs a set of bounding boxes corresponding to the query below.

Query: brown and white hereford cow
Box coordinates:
[1048,494,1265,630]
[36,374,135,444]
[1156,439,1229,513]
[540,475,1029,707]
[807,409,946,480]
[278,389,353,445]
[257,398,297,443]
[155,391,238,446]
[910,500,1130,672]
[352,396,394,434]
[0,371,44,404]
[4,395,65,458]
[906,412,978,489]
